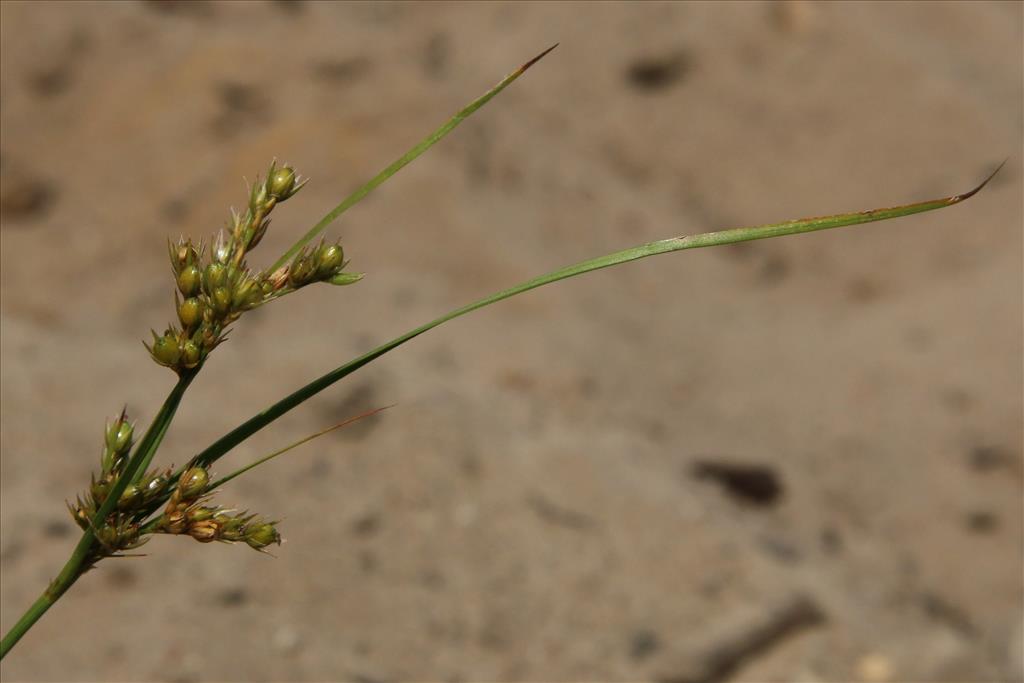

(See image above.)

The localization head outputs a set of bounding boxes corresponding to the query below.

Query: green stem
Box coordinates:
[187,166,998,471]
[0,373,195,659]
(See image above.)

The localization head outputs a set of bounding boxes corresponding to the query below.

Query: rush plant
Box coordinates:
[0,45,1001,659]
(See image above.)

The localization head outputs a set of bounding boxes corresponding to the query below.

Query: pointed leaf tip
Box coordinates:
[519,43,559,73]
[952,159,1006,204]
[268,46,557,274]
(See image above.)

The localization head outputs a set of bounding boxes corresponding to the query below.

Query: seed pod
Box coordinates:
[178,297,204,329]
[211,287,233,316]
[224,263,241,285]
[198,325,220,352]
[103,413,133,473]
[189,519,221,542]
[118,484,143,511]
[94,518,144,552]
[245,521,281,550]
[314,243,345,278]
[177,265,202,297]
[105,413,133,454]
[232,276,260,310]
[266,266,289,291]
[169,239,200,275]
[187,506,217,523]
[162,509,187,535]
[143,472,170,502]
[90,475,112,506]
[204,263,227,292]
[288,251,316,288]
[151,332,182,367]
[94,523,120,549]
[177,466,209,500]
[214,511,251,541]
[181,340,202,368]
[68,500,92,530]
[267,166,297,201]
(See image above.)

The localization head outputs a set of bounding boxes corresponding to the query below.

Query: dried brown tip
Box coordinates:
[950,159,1007,204]
[518,43,559,74]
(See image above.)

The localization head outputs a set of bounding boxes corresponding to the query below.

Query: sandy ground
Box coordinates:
[1,2,1021,681]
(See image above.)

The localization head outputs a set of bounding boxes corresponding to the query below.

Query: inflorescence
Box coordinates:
[146,162,361,374]
[68,162,359,564]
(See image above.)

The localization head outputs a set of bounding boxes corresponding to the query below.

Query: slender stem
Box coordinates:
[0,559,83,661]
[0,373,195,659]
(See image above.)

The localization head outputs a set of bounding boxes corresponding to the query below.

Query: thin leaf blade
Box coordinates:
[189,165,1001,472]
[267,44,559,273]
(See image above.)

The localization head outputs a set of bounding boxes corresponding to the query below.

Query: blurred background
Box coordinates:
[1,1,1021,681]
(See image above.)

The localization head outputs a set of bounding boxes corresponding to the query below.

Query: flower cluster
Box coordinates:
[156,465,280,552]
[145,162,361,374]
[67,163,364,565]
[68,409,281,560]
[67,410,171,556]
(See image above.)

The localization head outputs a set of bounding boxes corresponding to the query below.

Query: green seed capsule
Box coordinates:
[69,503,91,530]
[215,511,247,537]
[177,467,209,500]
[177,265,202,297]
[94,524,119,549]
[224,263,241,285]
[245,522,280,550]
[212,287,232,316]
[152,334,182,366]
[170,240,199,275]
[315,244,345,277]
[181,340,202,368]
[267,166,297,200]
[118,484,143,511]
[91,477,112,505]
[232,277,259,309]
[288,254,315,288]
[178,297,204,329]
[105,418,134,455]
[187,506,216,523]
[199,326,219,351]
[204,263,227,292]
[143,473,169,501]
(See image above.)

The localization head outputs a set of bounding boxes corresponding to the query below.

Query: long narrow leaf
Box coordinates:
[267,44,558,274]
[188,164,1001,471]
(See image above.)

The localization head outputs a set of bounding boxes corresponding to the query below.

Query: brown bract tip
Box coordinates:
[518,43,559,74]
[951,159,1007,204]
